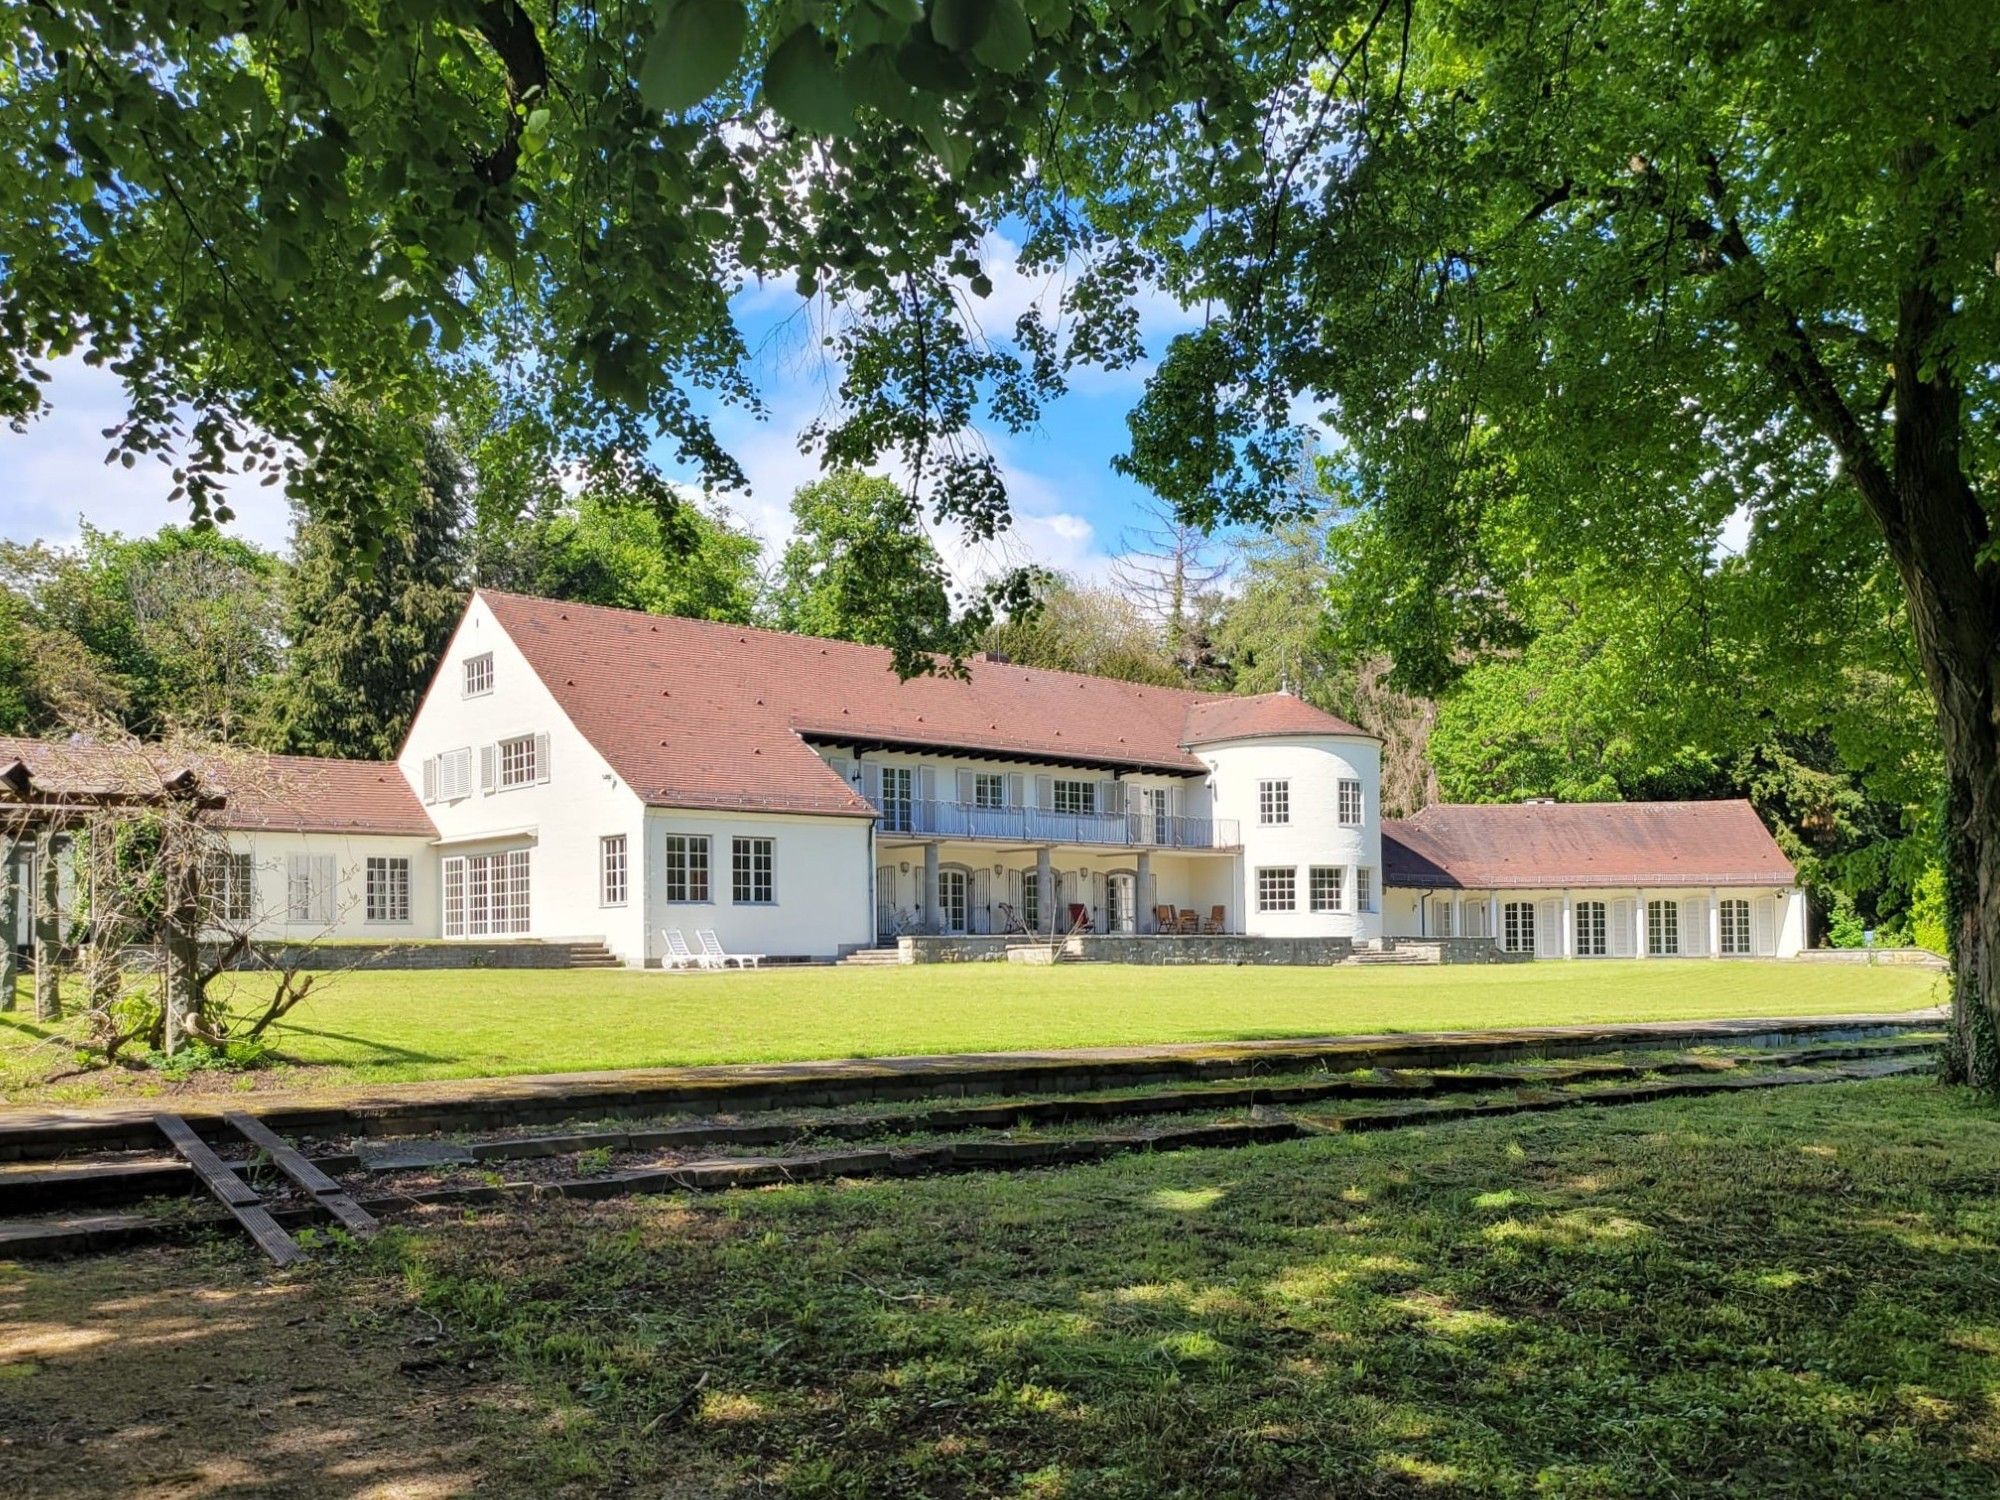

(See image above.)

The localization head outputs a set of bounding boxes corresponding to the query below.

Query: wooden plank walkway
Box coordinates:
[225,1112,378,1239]
[153,1114,302,1267]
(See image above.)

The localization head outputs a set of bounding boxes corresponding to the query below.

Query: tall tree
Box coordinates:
[769,470,956,650]
[1111,2,2000,1086]
[1107,493,1232,681]
[483,493,763,622]
[0,527,286,738]
[979,576,1181,686]
[276,408,467,758]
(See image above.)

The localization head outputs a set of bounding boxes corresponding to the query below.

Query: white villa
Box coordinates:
[3,589,1806,965]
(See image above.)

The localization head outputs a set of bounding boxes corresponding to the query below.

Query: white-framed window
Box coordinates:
[1647,899,1679,956]
[1502,900,1536,953]
[1337,779,1364,826]
[973,773,1006,809]
[600,834,628,907]
[1258,779,1291,825]
[880,766,914,832]
[1575,900,1608,957]
[732,837,775,904]
[1308,866,1344,913]
[448,848,529,936]
[1719,898,1751,955]
[286,854,337,924]
[1355,867,1374,913]
[664,835,710,903]
[205,851,254,925]
[498,734,539,788]
[462,652,495,697]
[1022,870,1041,932]
[1256,866,1296,913]
[1052,779,1096,815]
[424,746,474,803]
[365,857,411,923]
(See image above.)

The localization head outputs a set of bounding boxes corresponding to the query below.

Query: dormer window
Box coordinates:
[463,652,495,697]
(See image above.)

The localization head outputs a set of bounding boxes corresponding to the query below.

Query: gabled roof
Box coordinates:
[0,737,434,837]
[1381,800,1796,890]
[477,590,1378,816]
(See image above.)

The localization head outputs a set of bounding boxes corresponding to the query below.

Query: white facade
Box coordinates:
[1196,734,1384,941]
[1383,884,1807,958]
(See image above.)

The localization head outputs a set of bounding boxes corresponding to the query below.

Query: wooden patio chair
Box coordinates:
[997,902,1030,935]
[1066,902,1094,934]
[1151,904,1178,934]
[1176,908,1200,935]
[1203,905,1226,934]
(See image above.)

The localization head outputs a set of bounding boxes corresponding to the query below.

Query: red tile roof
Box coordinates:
[479,590,1375,816]
[0,737,434,837]
[1382,801,1795,890]
[1182,693,1371,745]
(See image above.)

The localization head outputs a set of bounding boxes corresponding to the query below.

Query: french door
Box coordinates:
[937,868,970,934]
[443,849,531,937]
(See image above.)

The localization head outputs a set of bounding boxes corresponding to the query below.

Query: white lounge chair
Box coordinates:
[697,929,764,969]
[661,929,708,970]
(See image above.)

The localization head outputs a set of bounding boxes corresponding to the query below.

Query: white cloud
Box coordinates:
[0,355,294,553]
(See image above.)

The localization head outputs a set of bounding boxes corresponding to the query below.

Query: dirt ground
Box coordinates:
[0,1235,534,1499]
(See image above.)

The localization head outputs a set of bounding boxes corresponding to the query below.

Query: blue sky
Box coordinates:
[0,232,1203,586]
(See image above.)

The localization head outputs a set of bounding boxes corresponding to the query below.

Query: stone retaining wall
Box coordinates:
[121,941,608,972]
[1793,947,1949,970]
[1383,937,1529,964]
[899,934,1359,965]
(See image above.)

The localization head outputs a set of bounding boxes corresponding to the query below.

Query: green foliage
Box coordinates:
[769,469,958,651]
[275,402,468,759]
[979,576,1179,685]
[480,494,763,622]
[0,525,287,738]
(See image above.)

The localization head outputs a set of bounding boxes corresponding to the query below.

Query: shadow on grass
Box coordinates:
[382,1077,2000,1498]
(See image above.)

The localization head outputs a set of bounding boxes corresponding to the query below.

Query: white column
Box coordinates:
[1637,888,1649,958]
[1561,888,1573,959]
[923,843,941,936]
[1709,886,1722,958]
[1036,847,1054,935]
[1488,892,1500,944]
[1137,850,1153,934]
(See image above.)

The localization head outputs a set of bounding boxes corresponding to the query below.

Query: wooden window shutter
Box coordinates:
[313,855,337,924]
[1680,898,1706,956]
[1099,780,1121,814]
[480,744,497,793]
[422,757,438,803]
[1005,773,1024,807]
[858,762,882,806]
[1035,775,1054,807]
[956,770,975,804]
[917,766,937,804]
[534,732,551,784]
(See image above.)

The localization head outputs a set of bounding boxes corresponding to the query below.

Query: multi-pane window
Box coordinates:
[286,854,337,924]
[1022,871,1040,932]
[498,734,539,787]
[1355,867,1374,913]
[462,652,494,697]
[600,835,628,907]
[1575,900,1608,957]
[973,773,1006,809]
[366,857,411,923]
[1337,779,1364,826]
[205,851,253,925]
[1502,900,1536,954]
[1258,779,1291,825]
[1647,899,1679,955]
[1256,866,1297,912]
[664,834,710,903]
[1308,866,1344,912]
[1719,898,1751,955]
[732,837,775,904]
[447,849,529,936]
[879,766,914,831]
[1052,779,1096,815]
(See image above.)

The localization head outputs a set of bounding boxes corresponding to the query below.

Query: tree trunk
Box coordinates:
[33,829,62,1022]
[0,837,18,1012]
[85,822,121,1014]
[161,832,203,1057]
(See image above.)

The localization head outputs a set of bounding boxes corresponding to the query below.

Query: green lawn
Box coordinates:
[384,1075,2000,1496]
[0,959,1943,1104]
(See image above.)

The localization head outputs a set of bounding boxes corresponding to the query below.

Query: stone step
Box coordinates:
[839,948,904,967]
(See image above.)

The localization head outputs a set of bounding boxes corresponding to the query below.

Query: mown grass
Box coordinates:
[385,1076,2000,1498]
[0,959,1944,1104]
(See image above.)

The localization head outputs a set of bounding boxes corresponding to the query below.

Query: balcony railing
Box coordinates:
[875,799,1240,850]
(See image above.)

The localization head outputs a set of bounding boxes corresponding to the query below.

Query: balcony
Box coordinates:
[874,799,1240,851]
